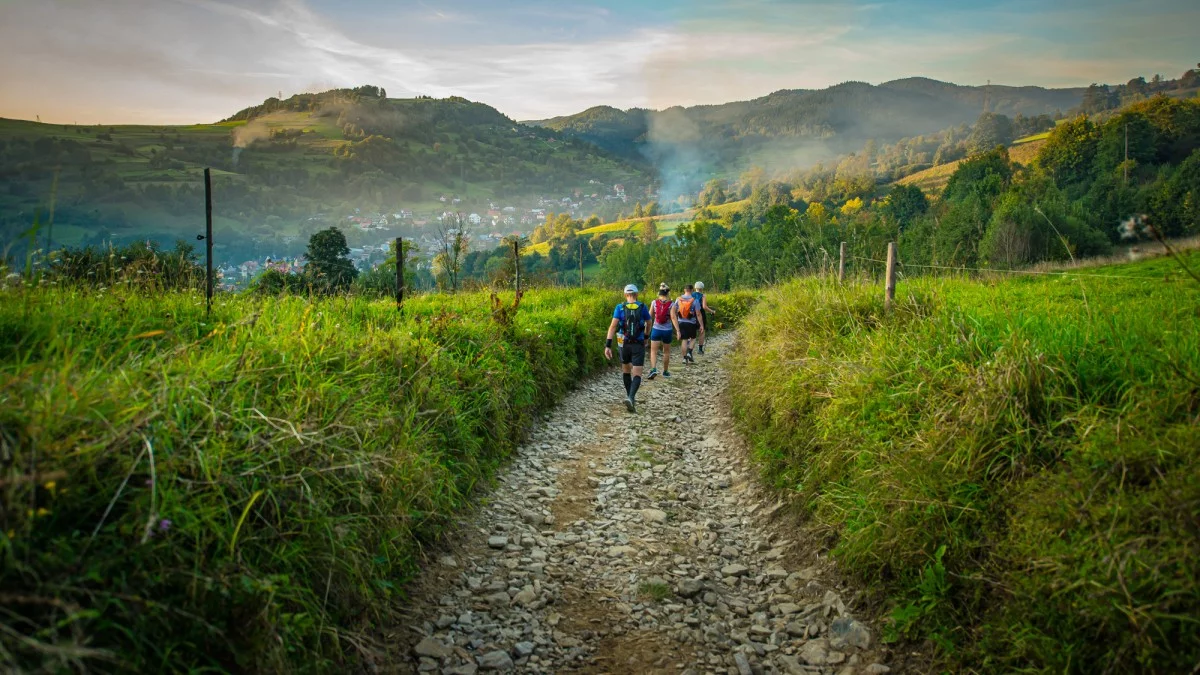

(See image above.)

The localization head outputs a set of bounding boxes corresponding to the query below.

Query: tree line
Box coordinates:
[600,95,1200,289]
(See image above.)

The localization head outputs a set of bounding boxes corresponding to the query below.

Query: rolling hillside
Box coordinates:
[0,87,648,261]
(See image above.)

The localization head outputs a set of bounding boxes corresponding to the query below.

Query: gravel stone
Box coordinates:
[412,636,450,659]
[477,649,514,670]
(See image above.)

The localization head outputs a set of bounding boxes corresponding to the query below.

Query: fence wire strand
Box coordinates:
[847,256,1185,282]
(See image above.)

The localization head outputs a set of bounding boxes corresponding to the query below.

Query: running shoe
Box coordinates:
[698,344,705,355]
[625,396,636,413]
[646,368,659,380]
[662,370,671,378]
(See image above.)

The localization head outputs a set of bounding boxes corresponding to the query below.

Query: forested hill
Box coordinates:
[0,87,648,261]
[530,78,1086,190]
[877,77,1085,116]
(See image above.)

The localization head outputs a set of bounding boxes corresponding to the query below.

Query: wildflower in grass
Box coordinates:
[159,519,172,533]
[43,480,56,491]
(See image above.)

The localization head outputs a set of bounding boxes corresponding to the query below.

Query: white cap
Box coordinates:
[623,284,639,294]
[694,281,705,290]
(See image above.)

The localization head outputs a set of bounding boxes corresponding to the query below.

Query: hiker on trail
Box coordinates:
[675,283,705,364]
[693,281,715,355]
[605,283,653,413]
[646,282,679,381]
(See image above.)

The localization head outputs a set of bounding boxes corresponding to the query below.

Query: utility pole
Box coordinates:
[579,241,585,287]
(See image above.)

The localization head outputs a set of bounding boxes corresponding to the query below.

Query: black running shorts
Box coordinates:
[679,322,699,340]
[620,341,645,366]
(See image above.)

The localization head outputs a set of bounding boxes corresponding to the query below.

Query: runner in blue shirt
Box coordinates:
[693,281,715,355]
[604,284,653,412]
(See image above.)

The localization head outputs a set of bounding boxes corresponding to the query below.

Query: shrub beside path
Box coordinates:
[398,333,891,674]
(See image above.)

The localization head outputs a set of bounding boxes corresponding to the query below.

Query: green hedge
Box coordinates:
[704,290,762,332]
[0,287,614,672]
[729,252,1200,672]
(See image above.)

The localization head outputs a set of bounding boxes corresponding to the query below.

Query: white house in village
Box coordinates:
[468,213,482,225]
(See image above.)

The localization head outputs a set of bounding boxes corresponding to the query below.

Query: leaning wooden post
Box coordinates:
[885,241,897,311]
[513,239,521,294]
[579,241,584,287]
[395,236,404,311]
[204,168,213,316]
[838,241,846,283]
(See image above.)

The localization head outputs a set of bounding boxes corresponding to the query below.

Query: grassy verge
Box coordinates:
[729,252,1200,672]
[0,286,615,672]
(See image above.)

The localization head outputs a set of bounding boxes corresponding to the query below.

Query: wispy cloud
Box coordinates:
[0,0,1197,124]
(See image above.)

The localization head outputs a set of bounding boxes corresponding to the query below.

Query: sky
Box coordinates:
[0,0,1197,125]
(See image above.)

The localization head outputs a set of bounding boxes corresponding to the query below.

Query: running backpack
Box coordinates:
[651,299,672,325]
[621,302,645,340]
[677,296,696,320]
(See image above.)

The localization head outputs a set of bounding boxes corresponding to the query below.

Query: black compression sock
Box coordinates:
[630,375,642,400]
[623,372,632,395]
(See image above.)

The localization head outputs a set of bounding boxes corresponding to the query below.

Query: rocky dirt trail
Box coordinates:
[398,334,891,675]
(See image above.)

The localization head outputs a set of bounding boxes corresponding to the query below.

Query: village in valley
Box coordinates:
[216,181,635,289]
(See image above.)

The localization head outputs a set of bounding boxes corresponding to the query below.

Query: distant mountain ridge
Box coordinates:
[528,78,1086,192]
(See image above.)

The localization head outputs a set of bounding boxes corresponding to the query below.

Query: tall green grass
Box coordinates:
[0,286,616,671]
[729,252,1200,672]
[0,282,758,672]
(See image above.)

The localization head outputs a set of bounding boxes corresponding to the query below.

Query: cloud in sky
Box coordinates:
[0,0,1196,124]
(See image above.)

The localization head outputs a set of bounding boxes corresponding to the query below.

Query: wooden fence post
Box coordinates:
[513,240,521,294]
[838,242,846,283]
[885,241,897,311]
[395,236,404,311]
[204,168,213,316]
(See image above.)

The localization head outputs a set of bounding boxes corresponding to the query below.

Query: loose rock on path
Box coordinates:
[399,334,891,674]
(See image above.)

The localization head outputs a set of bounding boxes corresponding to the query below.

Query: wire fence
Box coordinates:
[848,256,1188,282]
